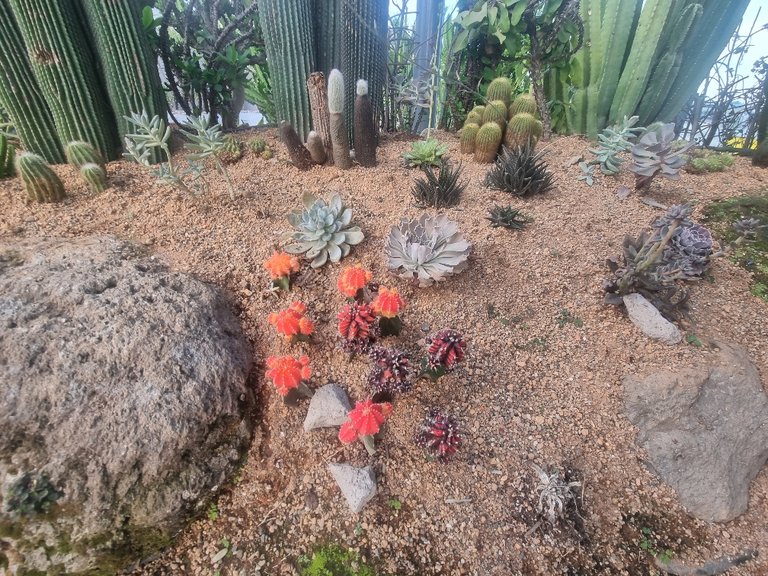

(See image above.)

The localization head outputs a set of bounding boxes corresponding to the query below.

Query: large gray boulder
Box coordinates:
[0,236,254,574]
[623,343,768,522]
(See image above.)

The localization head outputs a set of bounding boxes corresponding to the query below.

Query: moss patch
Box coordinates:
[298,544,376,576]
[703,194,768,301]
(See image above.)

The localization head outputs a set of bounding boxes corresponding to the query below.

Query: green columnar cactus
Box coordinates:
[15,152,65,203]
[65,141,105,171]
[0,133,15,178]
[257,0,315,141]
[279,121,314,170]
[482,100,508,131]
[8,0,119,160]
[341,0,388,147]
[306,131,327,164]
[314,0,341,75]
[474,122,502,164]
[80,162,107,193]
[460,123,480,154]
[354,79,376,167]
[0,0,64,163]
[504,113,543,151]
[78,0,166,163]
[328,69,352,169]
[508,94,538,118]
[486,78,513,107]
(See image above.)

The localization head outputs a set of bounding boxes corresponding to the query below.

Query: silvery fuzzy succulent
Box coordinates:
[385,214,471,287]
[589,115,642,175]
[284,193,364,268]
[630,123,692,190]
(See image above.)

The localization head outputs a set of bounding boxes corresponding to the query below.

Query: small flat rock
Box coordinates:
[623,342,768,522]
[623,293,682,344]
[327,463,377,513]
[303,383,351,431]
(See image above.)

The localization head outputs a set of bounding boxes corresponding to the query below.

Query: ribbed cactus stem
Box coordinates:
[307,72,333,164]
[465,110,483,126]
[0,0,63,163]
[65,141,105,171]
[15,151,65,203]
[257,0,315,141]
[486,78,513,107]
[279,121,314,170]
[459,123,479,155]
[474,122,502,163]
[80,162,107,193]
[8,0,118,160]
[314,0,341,75]
[328,69,352,169]
[0,133,15,178]
[306,131,327,164]
[508,94,538,119]
[482,101,508,131]
[78,0,166,164]
[354,79,376,167]
[504,113,543,152]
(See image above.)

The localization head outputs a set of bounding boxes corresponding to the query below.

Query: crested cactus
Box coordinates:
[504,113,543,151]
[482,100,508,131]
[486,77,513,107]
[459,123,480,154]
[79,0,165,163]
[0,133,15,178]
[328,69,352,169]
[508,94,538,118]
[257,0,315,141]
[8,0,119,160]
[354,79,376,167]
[15,152,65,203]
[279,121,314,170]
[65,141,104,171]
[474,122,502,163]
[0,0,63,163]
[306,131,327,164]
[80,162,107,193]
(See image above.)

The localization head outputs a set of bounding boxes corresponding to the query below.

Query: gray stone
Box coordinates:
[327,463,377,513]
[303,383,351,431]
[622,293,682,344]
[0,236,254,574]
[623,343,768,522]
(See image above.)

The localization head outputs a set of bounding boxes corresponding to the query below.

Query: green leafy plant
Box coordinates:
[639,527,675,564]
[685,151,735,174]
[5,472,63,515]
[402,138,449,168]
[185,115,236,198]
[630,123,692,190]
[685,333,703,347]
[207,502,219,522]
[387,498,402,511]
[411,160,467,208]
[555,309,583,328]
[486,205,530,230]
[485,145,555,197]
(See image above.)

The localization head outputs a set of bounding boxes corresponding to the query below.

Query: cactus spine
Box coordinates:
[65,141,105,171]
[0,0,64,163]
[328,69,352,169]
[486,78,513,107]
[8,0,118,160]
[16,152,65,203]
[307,72,333,164]
[306,131,327,164]
[257,0,315,141]
[459,123,479,155]
[279,121,314,170]
[474,122,502,164]
[504,113,543,151]
[508,94,538,118]
[80,162,107,193]
[0,133,15,178]
[354,79,376,167]
[482,100,508,131]
[78,0,166,163]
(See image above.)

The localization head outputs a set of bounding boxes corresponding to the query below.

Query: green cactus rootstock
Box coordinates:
[80,162,107,193]
[79,0,166,163]
[0,133,15,178]
[16,152,65,203]
[257,0,315,141]
[0,0,64,163]
[8,0,119,160]
[474,122,502,164]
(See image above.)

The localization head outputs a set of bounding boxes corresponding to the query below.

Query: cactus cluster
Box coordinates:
[66,139,108,192]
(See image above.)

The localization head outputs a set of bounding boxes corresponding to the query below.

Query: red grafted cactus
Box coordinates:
[264,251,300,291]
[372,286,405,337]
[415,407,462,462]
[368,347,412,395]
[425,329,466,379]
[338,398,393,455]
[269,301,314,342]
[265,355,313,399]
[337,302,378,353]
[337,264,372,299]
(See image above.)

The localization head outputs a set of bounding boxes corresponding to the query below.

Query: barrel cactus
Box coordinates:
[0,132,15,178]
[80,162,107,193]
[504,113,543,151]
[65,141,104,170]
[482,100,508,131]
[459,123,480,154]
[487,77,513,107]
[508,93,538,118]
[284,192,364,268]
[15,151,65,203]
[474,122,502,163]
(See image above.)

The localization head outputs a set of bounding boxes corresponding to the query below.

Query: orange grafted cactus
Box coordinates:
[269,301,314,341]
[371,287,405,318]
[337,264,372,298]
[265,355,312,396]
[264,251,300,280]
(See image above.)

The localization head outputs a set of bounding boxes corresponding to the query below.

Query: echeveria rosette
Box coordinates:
[421,329,467,381]
[284,193,364,268]
[415,407,462,462]
[338,399,393,455]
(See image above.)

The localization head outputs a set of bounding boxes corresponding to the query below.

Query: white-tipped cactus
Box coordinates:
[354,79,376,167]
[328,69,352,169]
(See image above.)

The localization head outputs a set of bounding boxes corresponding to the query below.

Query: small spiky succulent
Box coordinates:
[486,205,530,230]
[630,123,692,190]
[415,408,462,462]
[219,135,244,164]
[411,160,467,208]
[589,115,642,176]
[485,145,554,197]
[402,138,449,168]
[368,347,412,394]
[385,214,471,287]
[284,193,365,268]
[530,464,582,526]
[427,329,466,372]
[732,217,765,239]
[338,302,378,354]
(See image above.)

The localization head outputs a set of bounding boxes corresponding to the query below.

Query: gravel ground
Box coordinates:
[1,131,766,576]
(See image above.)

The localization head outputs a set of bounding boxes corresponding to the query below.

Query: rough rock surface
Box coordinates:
[327,463,377,513]
[622,293,682,344]
[303,383,351,431]
[623,342,768,522]
[0,236,254,574]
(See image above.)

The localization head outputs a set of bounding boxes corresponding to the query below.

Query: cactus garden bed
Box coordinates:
[0,130,767,575]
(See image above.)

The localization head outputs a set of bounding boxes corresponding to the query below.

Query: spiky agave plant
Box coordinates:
[630,123,692,190]
[486,205,530,230]
[385,214,471,287]
[411,160,467,209]
[415,407,462,462]
[284,193,364,268]
[485,146,554,197]
[402,138,449,168]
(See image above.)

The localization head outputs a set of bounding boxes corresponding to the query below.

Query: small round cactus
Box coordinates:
[486,77,513,106]
[65,140,105,170]
[459,123,480,154]
[508,93,538,118]
[504,113,543,151]
[474,122,502,163]
[482,100,508,131]
[80,162,107,193]
[464,108,483,127]
[15,152,65,203]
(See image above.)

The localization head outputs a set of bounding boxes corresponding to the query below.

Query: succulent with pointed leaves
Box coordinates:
[284,193,364,268]
[630,123,691,190]
[368,347,412,395]
[411,160,467,208]
[486,205,530,230]
[415,407,461,462]
[385,214,472,287]
[485,146,554,197]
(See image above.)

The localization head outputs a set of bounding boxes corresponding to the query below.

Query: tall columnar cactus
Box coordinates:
[257,0,315,141]
[328,69,352,169]
[78,0,166,163]
[0,133,15,179]
[354,80,376,167]
[80,162,107,193]
[504,113,543,151]
[313,0,342,75]
[0,0,63,163]
[474,122,502,164]
[307,72,333,164]
[486,78,513,107]
[460,123,480,155]
[8,0,118,160]
[65,141,104,171]
[15,152,65,203]
[306,131,327,164]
